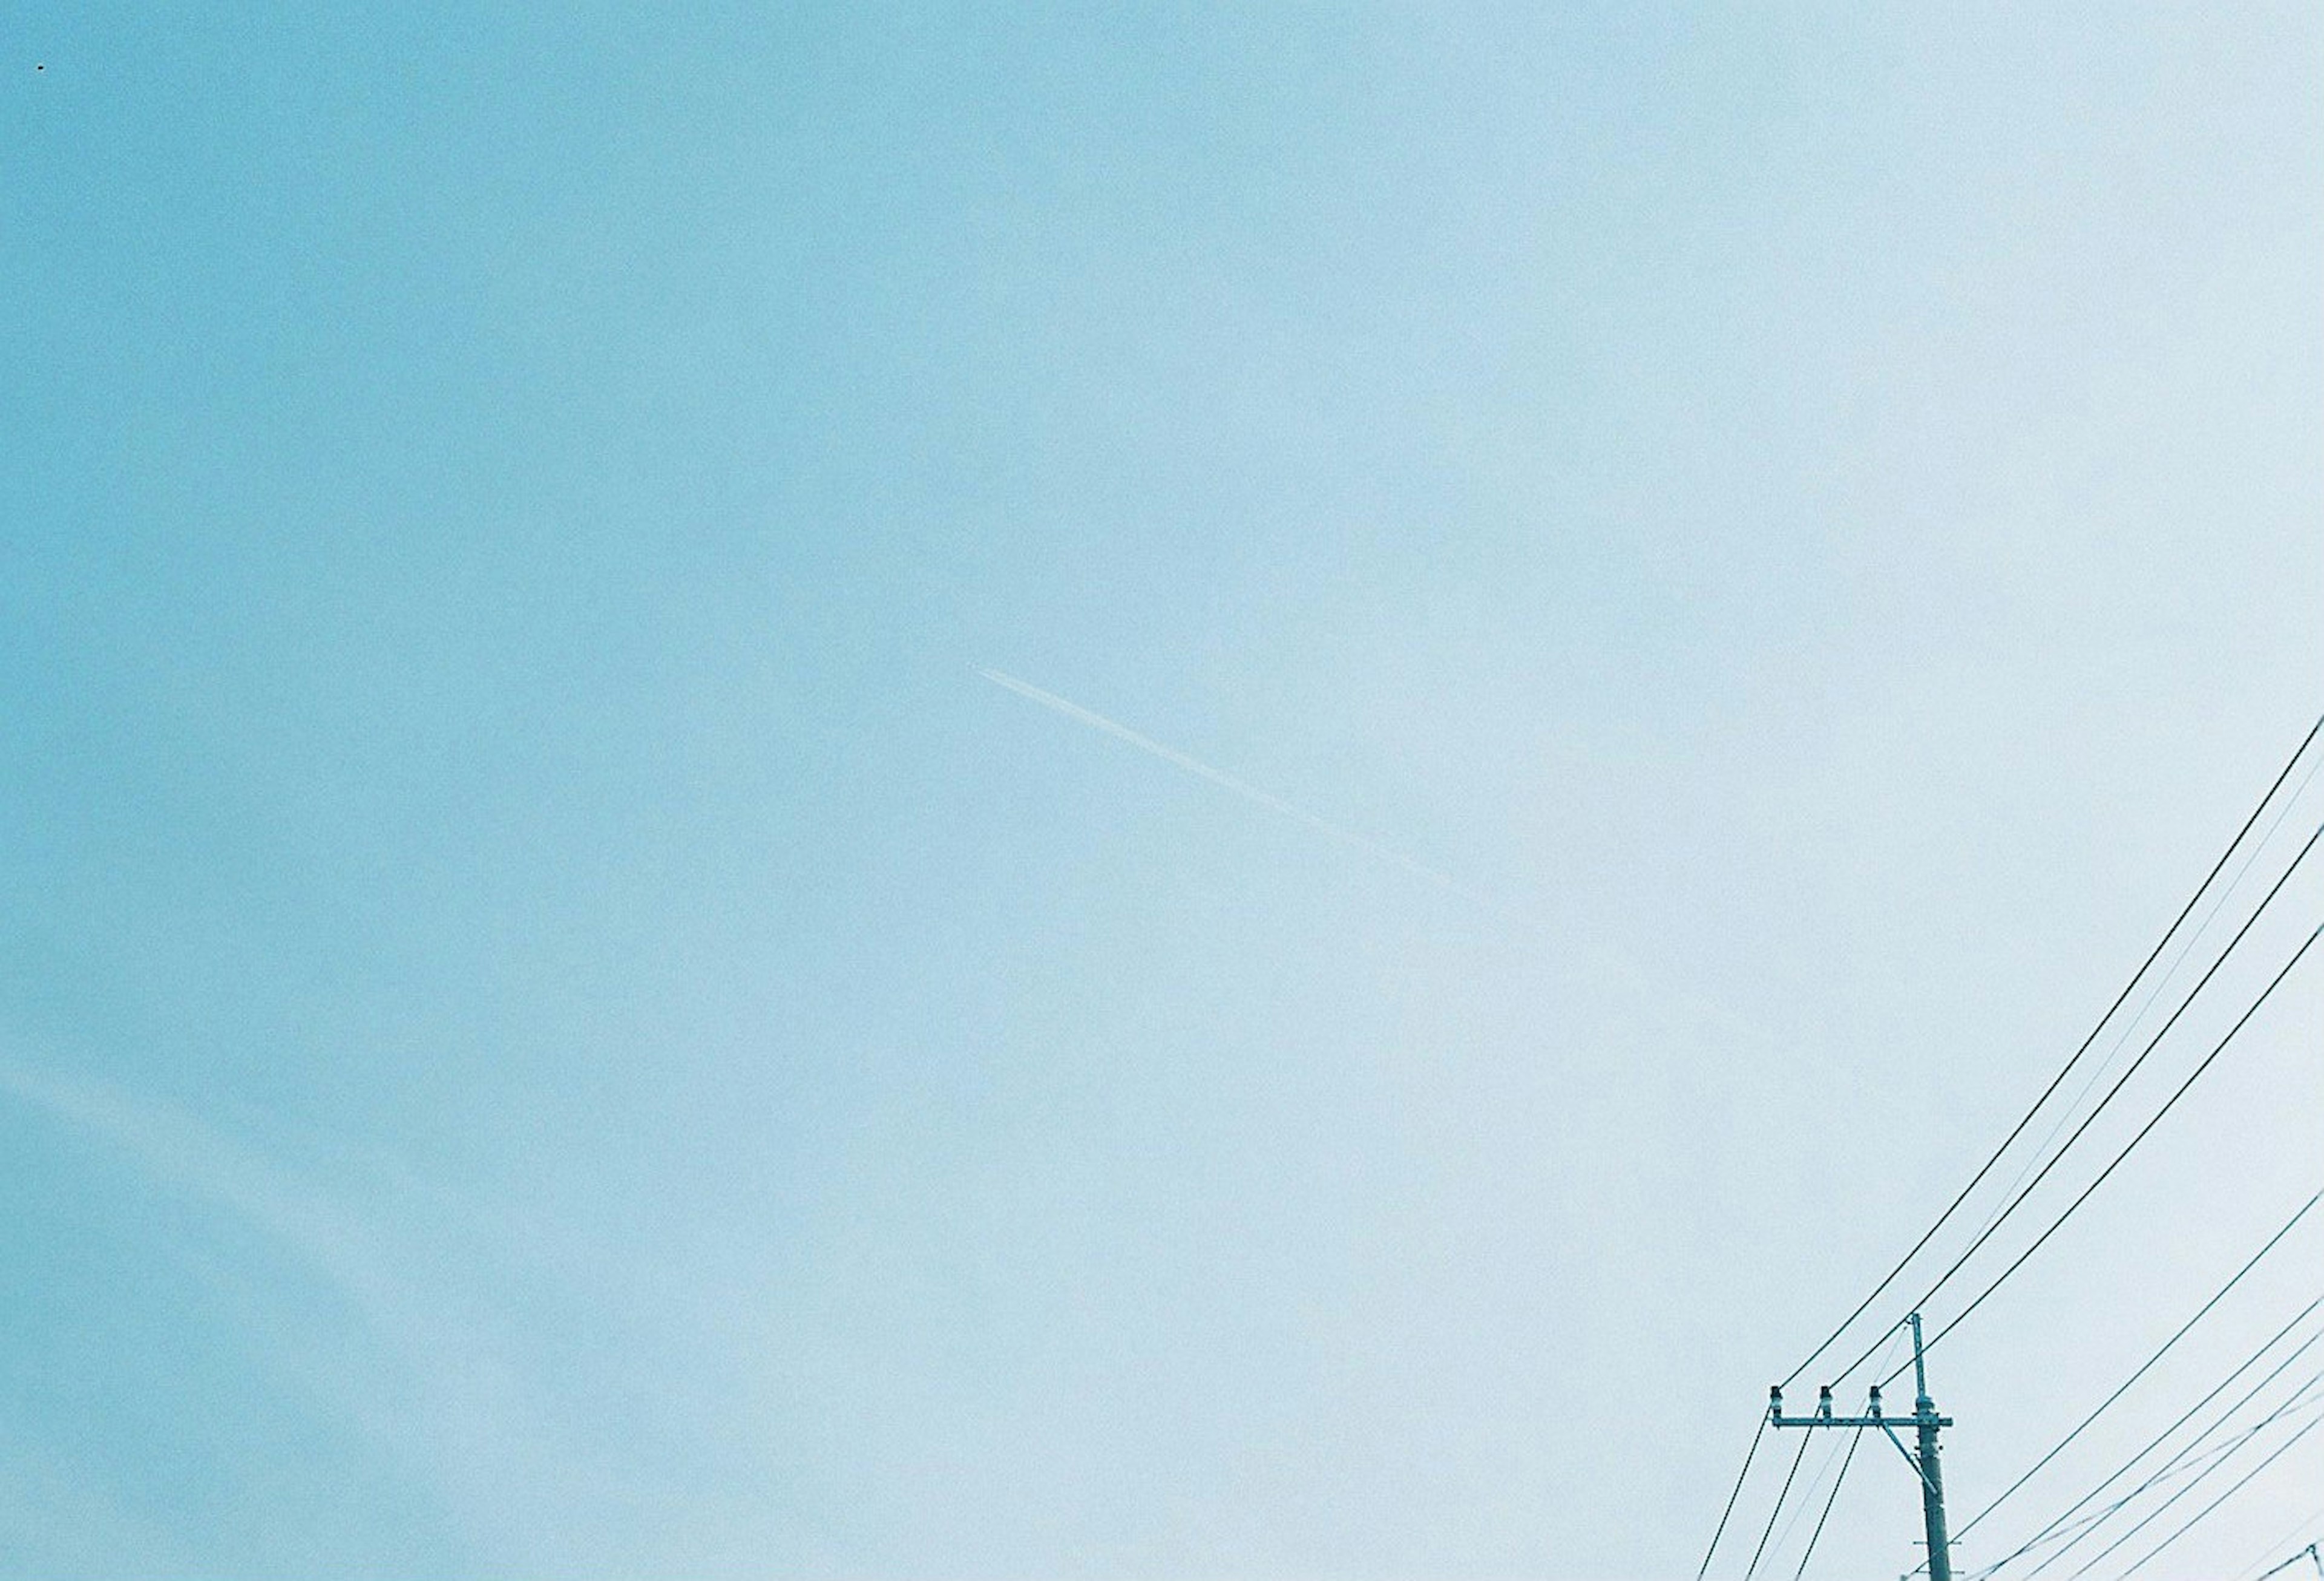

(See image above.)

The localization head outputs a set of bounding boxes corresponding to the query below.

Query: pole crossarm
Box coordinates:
[1766,1314,1957,1581]
[1770,1382,1951,1431]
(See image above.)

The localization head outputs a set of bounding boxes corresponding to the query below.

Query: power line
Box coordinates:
[2134,1372,2324,1497]
[1960,744,2324,1255]
[2106,1404,2324,1581]
[1889,919,2324,1380]
[1766,1421,1854,1562]
[1839,836,2324,1384]
[1987,1327,2324,1577]
[1791,1427,1863,1581]
[1954,1189,2322,1542]
[1716,1328,1908,1581]
[2042,1375,2324,1581]
[1698,1413,1770,1581]
[1837,813,2323,1382]
[1782,710,2324,1389]
[1989,1355,2324,1571]
[2072,1381,2324,1576]
[1743,1425,1816,1581]
[1970,1296,2324,1576]
[2231,1507,2324,1581]
[1969,1377,2311,1581]
[1991,1392,2296,1579]
[1770,1315,1960,1581]
[2251,1547,2324,1581]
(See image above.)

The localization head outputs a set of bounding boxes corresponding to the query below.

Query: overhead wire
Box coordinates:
[2075,1384,2324,1578]
[1765,1423,1849,1557]
[1742,1427,1816,1581]
[1790,1427,1863,1581]
[2106,1405,2324,1581]
[1717,1326,1907,1580]
[2052,1363,2324,1557]
[1969,1295,2324,1576]
[1837,828,2324,1384]
[1780,710,2324,1389]
[2251,1548,2324,1581]
[1954,1188,2323,1542]
[2231,1508,2324,1581]
[1697,1413,1770,1581]
[1960,744,2324,1252]
[1967,1400,2274,1581]
[1765,1415,1857,1569]
[1839,816,2323,1384]
[1753,709,2324,1581]
[1984,1323,2324,1576]
[2040,1373,2324,1581]
[1885,918,2324,1381]
[1983,1390,2303,1581]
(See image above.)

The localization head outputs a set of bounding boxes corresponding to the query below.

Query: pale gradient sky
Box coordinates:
[3,5,2321,1578]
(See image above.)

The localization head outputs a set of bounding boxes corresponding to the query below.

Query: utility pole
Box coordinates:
[1769,1313,1955,1581]
[2251,1544,2323,1581]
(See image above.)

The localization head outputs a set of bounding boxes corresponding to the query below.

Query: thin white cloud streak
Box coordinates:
[0,1062,387,1301]
[0,1061,576,1572]
[978,667,1499,910]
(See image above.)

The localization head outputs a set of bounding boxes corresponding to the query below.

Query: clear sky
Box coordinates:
[2,5,2320,1578]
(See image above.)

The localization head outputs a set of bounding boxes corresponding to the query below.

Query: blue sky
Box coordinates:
[3,5,2320,1577]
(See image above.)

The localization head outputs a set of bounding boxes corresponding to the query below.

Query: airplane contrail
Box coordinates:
[977,666,1492,906]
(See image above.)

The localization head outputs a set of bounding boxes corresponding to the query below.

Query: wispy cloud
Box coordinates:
[0,1063,390,1304]
[0,1061,579,1572]
[978,667,1498,909]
